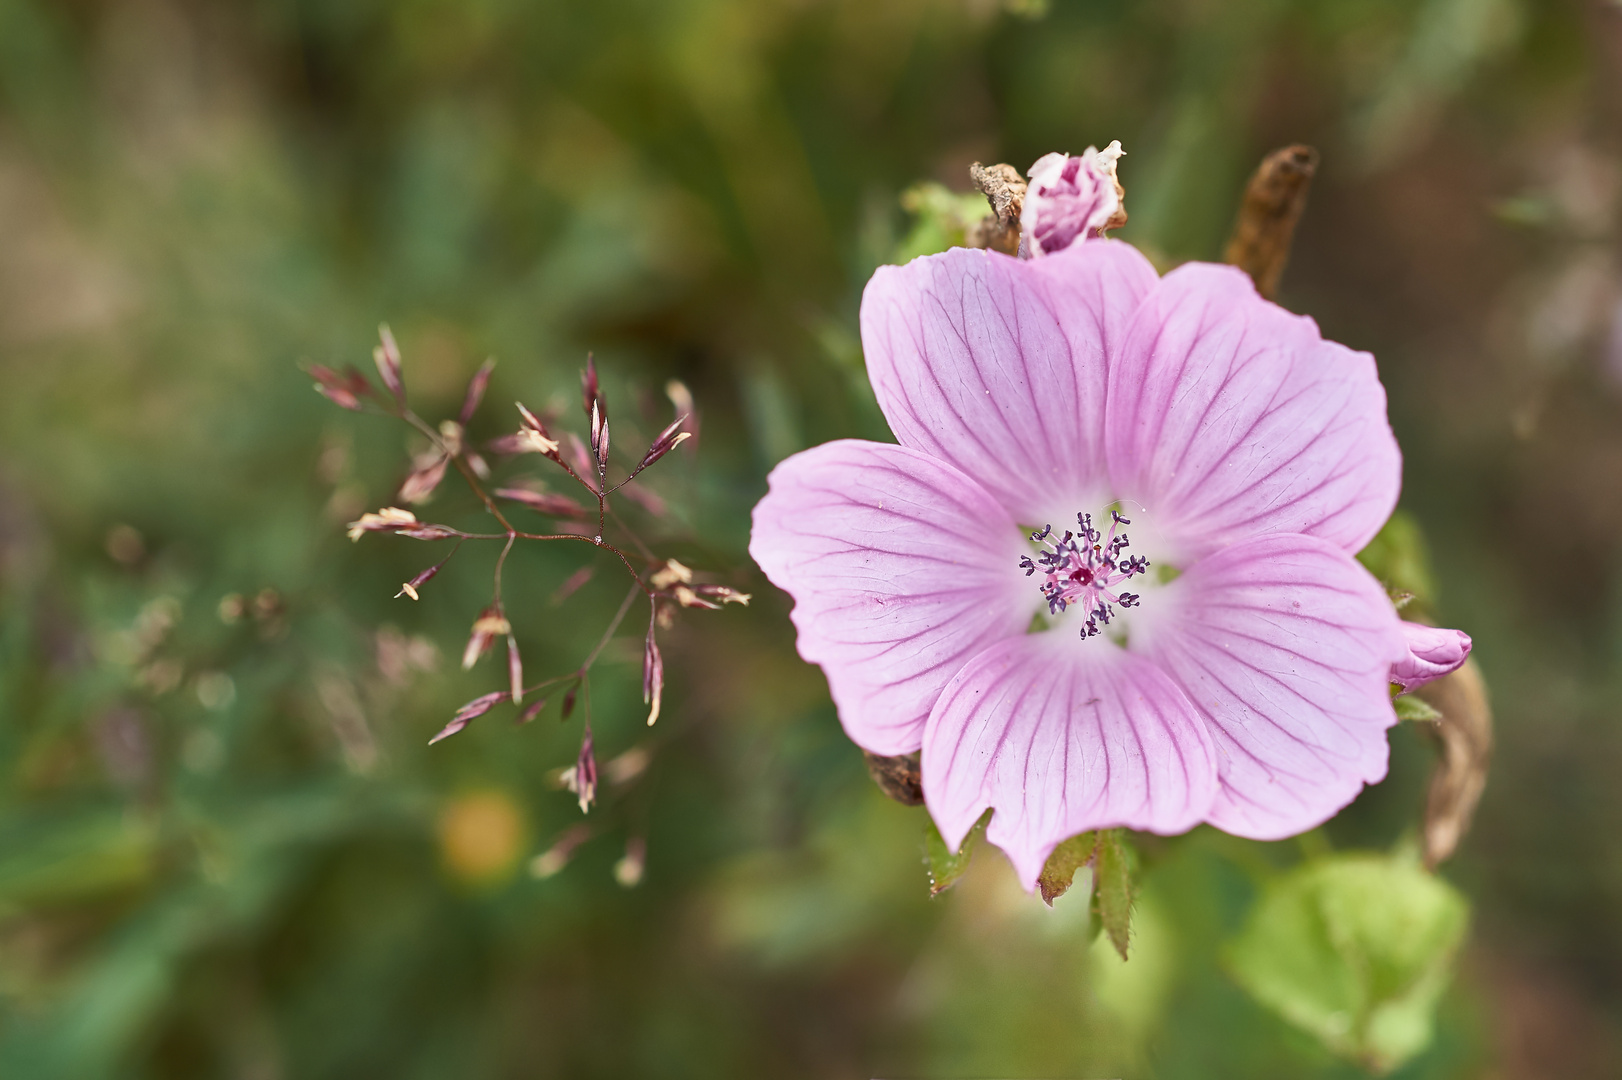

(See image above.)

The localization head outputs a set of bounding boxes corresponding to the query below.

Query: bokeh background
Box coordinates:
[1,0,1619,1076]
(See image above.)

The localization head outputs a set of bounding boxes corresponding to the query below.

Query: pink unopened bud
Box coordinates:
[311,364,371,411]
[507,636,523,705]
[429,690,507,744]
[590,400,610,473]
[461,608,512,670]
[1391,622,1473,695]
[398,454,448,504]
[643,620,663,727]
[563,726,598,813]
[516,696,548,725]
[493,487,586,518]
[639,415,690,471]
[396,551,454,600]
[459,358,496,426]
[1020,141,1126,259]
[374,324,406,408]
[560,683,578,721]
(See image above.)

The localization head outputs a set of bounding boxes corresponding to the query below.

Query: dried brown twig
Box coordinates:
[1414,659,1494,868]
[1224,144,1319,300]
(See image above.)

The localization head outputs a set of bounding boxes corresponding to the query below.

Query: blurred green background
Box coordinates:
[1,0,1619,1076]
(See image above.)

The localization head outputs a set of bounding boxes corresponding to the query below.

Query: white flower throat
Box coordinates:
[1020,510,1150,638]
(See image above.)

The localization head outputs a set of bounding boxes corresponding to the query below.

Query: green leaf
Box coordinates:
[1356,511,1437,612]
[893,183,992,263]
[1037,831,1096,905]
[924,811,988,896]
[1393,694,1442,722]
[1091,829,1134,961]
[1225,852,1470,1074]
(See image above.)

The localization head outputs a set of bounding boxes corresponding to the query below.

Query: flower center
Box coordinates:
[1019,510,1150,638]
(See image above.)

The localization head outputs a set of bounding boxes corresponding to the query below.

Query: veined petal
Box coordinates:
[1391,621,1473,693]
[1137,533,1407,840]
[1106,262,1401,559]
[861,241,1158,522]
[749,440,1033,755]
[922,633,1218,890]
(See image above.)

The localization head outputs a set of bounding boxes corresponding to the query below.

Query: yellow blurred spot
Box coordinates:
[437,791,527,885]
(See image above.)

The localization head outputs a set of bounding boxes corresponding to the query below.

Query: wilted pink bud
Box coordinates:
[429,690,507,744]
[562,726,598,813]
[1020,141,1125,259]
[461,608,512,670]
[398,454,448,504]
[374,324,406,408]
[494,487,587,518]
[638,415,690,471]
[516,696,548,724]
[459,358,496,426]
[643,621,663,727]
[347,506,418,541]
[1391,621,1473,695]
[507,635,523,704]
[311,364,371,411]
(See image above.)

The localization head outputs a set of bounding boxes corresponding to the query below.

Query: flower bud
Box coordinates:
[346,506,418,541]
[398,453,448,504]
[1019,141,1126,258]
[638,416,690,471]
[374,324,405,408]
[643,621,664,727]
[429,690,507,744]
[459,358,496,426]
[494,487,586,517]
[649,559,693,590]
[310,364,371,411]
[461,608,512,670]
[563,726,597,813]
[1391,622,1473,695]
[507,635,523,705]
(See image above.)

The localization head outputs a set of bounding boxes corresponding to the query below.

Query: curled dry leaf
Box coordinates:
[1223,144,1319,300]
[863,750,923,806]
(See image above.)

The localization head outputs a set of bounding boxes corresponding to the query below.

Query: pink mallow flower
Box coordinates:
[750,238,1471,889]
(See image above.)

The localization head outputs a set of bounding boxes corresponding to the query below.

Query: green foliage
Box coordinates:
[1357,510,1438,613]
[1226,853,1470,1074]
[893,183,993,265]
[1090,829,1135,962]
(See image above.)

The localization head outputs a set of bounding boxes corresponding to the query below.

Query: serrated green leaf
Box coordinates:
[1037,831,1096,905]
[1393,694,1442,722]
[924,811,988,896]
[1225,852,1469,1074]
[1091,829,1134,961]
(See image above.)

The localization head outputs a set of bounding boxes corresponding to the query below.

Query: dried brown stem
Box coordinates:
[863,750,924,806]
[1414,658,1493,869]
[1223,145,1319,300]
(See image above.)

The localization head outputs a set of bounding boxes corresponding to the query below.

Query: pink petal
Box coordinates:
[1390,621,1472,693]
[1138,533,1407,840]
[749,440,1033,755]
[860,241,1158,522]
[921,633,1218,890]
[1106,262,1401,559]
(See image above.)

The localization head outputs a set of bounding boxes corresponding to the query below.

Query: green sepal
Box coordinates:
[1091,829,1134,961]
[1037,831,1097,905]
[924,810,989,896]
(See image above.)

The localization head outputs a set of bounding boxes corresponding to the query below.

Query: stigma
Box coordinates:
[1019,510,1150,638]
